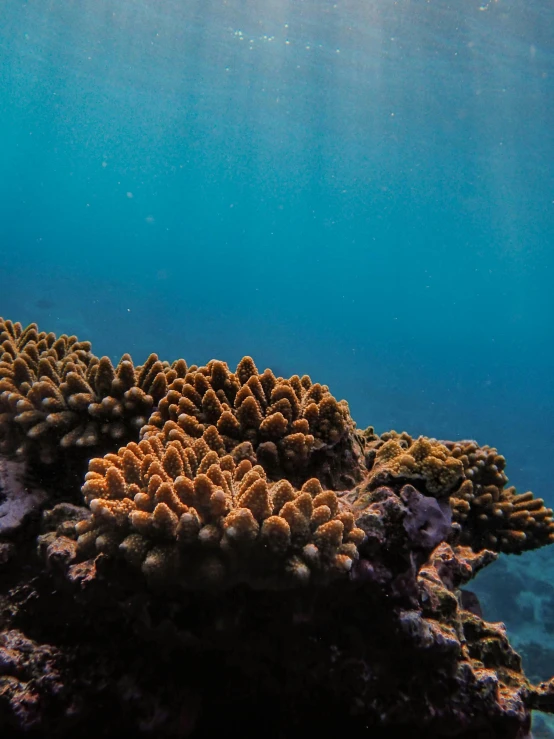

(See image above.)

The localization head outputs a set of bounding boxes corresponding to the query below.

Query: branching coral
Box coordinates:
[71,428,366,587]
[0,318,186,464]
[445,439,554,554]
[141,355,362,488]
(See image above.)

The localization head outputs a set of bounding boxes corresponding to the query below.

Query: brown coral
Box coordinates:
[74,428,365,587]
[360,428,554,555]
[141,355,362,488]
[1,317,552,738]
[445,439,554,554]
[0,318,186,464]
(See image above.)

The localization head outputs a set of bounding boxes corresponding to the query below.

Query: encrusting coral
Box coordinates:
[0,318,187,464]
[70,427,366,587]
[362,431,465,496]
[140,355,362,489]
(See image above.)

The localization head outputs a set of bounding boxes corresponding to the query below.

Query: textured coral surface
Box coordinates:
[141,355,362,488]
[0,317,184,464]
[72,428,365,588]
[0,318,553,738]
[445,439,554,553]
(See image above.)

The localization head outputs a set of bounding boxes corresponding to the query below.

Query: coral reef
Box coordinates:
[360,428,554,555]
[0,317,553,737]
[31,486,554,739]
[141,355,362,488]
[0,318,185,464]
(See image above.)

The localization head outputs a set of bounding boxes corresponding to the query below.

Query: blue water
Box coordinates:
[1,0,553,498]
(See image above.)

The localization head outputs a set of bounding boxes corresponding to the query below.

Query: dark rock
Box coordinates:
[0,459,48,538]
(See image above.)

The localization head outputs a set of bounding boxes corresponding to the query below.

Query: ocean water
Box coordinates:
[1,0,553,708]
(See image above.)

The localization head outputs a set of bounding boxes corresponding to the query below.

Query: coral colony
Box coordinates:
[0,316,553,738]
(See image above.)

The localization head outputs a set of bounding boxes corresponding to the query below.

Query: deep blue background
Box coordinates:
[1,0,553,504]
